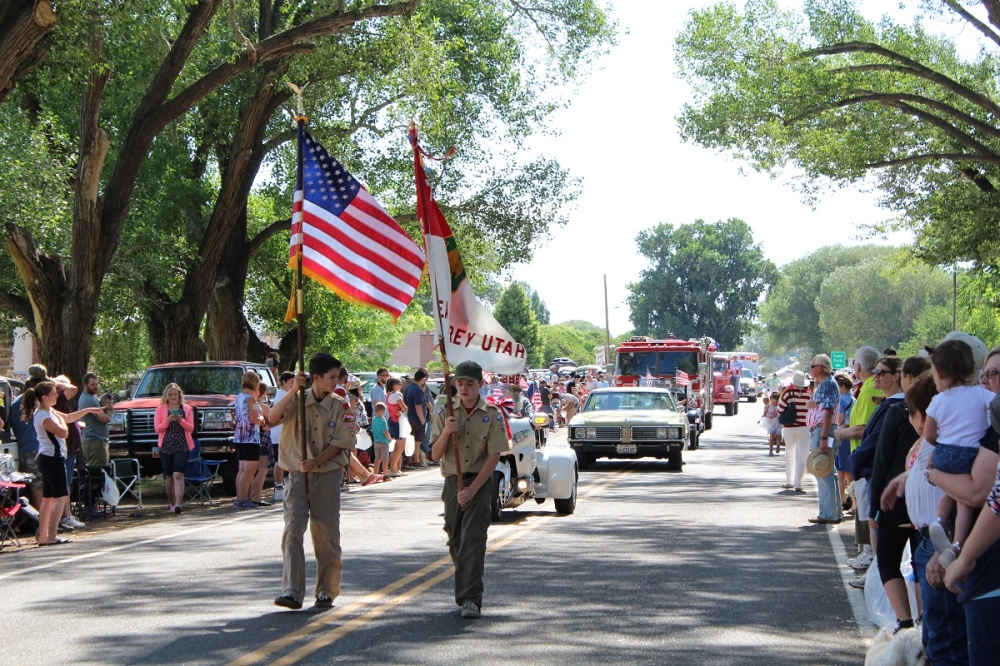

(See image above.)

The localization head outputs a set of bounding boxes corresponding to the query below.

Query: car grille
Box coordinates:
[589,426,621,440]
[632,426,679,441]
[130,409,156,435]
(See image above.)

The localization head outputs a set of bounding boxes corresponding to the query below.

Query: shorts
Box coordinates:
[160,449,190,477]
[854,478,870,523]
[18,450,41,492]
[236,444,261,461]
[388,420,400,439]
[835,439,852,473]
[932,443,978,476]
[409,419,426,441]
[37,452,68,499]
[374,442,390,462]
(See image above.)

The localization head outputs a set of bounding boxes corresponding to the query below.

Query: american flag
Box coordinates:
[289,126,424,320]
[491,379,505,402]
[675,370,690,387]
[519,375,529,390]
[531,391,542,409]
[639,371,656,387]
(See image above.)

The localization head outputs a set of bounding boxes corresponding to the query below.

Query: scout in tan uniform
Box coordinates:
[268,352,357,610]
[430,360,510,619]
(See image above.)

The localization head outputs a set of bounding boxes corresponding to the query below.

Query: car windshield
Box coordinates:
[582,391,676,412]
[713,358,728,373]
[354,372,378,398]
[742,369,754,379]
[616,352,655,376]
[134,367,245,397]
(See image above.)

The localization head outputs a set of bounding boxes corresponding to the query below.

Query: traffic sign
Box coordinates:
[831,351,847,369]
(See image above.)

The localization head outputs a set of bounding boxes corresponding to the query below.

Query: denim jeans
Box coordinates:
[965,594,1000,666]
[809,428,840,520]
[913,537,968,665]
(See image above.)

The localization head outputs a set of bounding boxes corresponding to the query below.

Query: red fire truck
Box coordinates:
[711,354,739,416]
[613,336,717,430]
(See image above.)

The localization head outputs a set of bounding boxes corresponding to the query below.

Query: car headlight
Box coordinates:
[109,412,126,434]
[202,409,234,430]
[667,427,682,439]
[586,427,597,438]
[656,427,668,439]
[572,427,586,439]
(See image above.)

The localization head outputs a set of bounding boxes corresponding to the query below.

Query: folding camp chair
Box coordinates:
[111,458,142,508]
[0,480,26,549]
[76,466,115,520]
[184,443,223,506]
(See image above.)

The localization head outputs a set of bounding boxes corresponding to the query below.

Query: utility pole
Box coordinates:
[604,274,611,369]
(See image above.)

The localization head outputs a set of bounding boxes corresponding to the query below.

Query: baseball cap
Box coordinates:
[452,361,483,382]
[940,331,988,371]
[27,364,47,380]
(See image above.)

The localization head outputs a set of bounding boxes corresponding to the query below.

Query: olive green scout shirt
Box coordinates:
[276,389,357,473]
[432,396,510,477]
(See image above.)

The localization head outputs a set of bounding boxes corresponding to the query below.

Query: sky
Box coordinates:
[510,0,917,336]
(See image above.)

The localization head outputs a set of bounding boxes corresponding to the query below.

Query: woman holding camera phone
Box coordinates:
[154,383,195,514]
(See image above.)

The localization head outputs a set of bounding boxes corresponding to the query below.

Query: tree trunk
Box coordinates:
[0,0,56,105]
[205,210,251,360]
[145,299,208,364]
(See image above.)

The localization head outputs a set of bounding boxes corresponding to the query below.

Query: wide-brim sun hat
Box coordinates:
[791,371,808,388]
[807,447,836,477]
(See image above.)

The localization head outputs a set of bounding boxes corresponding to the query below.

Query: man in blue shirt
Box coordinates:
[808,354,842,524]
[404,368,430,468]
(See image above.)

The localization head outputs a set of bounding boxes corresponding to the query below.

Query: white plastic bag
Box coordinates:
[399,417,415,455]
[102,469,120,507]
[864,547,919,629]
[355,430,372,451]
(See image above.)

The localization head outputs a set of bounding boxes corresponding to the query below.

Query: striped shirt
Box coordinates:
[904,440,944,528]
[777,386,811,428]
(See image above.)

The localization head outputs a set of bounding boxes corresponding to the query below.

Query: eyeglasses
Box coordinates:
[871,368,897,376]
[984,369,1000,379]
[809,364,825,369]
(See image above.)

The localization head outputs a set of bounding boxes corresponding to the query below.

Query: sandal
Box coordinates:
[361,474,378,486]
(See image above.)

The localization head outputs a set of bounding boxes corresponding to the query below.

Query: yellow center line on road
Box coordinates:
[232,467,633,666]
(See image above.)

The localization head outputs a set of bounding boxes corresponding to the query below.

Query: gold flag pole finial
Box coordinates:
[286,81,309,122]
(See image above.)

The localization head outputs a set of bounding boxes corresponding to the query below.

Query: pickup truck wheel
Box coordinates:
[734,401,739,415]
[554,470,577,515]
[667,450,683,472]
[704,412,713,430]
[222,459,238,497]
[688,429,699,450]
[748,396,757,403]
[724,402,735,416]
[490,472,504,522]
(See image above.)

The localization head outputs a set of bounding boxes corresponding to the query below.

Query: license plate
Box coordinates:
[616,444,637,454]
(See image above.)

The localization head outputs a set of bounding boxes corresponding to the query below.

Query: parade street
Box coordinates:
[1,406,872,665]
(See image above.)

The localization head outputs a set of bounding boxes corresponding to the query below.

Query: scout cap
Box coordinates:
[453,361,483,382]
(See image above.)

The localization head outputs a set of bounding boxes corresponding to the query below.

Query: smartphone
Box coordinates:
[170,408,181,417]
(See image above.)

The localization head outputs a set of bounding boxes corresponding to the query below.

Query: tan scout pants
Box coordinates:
[281,469,343,603]
[442,474,493,608]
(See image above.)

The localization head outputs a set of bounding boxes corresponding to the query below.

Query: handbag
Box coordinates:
[777,395,798,426]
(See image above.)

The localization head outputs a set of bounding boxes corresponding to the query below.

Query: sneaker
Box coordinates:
[273,486,284,502]
[388,471,402,478]
[274,595,302,610]
[252,500,272,507]
[58,518,75,533]
[849,545,873,570]
[65,515,86,529]
[848,573,867,589]
[174,505,183,515]
[233,499,255,509]
[460,601,481,619]
[928,520,954,556]
[314,593,334,609]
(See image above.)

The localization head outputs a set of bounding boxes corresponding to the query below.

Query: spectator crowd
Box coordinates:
[768,333,1000,664]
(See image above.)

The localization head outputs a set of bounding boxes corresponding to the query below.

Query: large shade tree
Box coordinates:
[674,0,1000,276]
[627,218,777,349]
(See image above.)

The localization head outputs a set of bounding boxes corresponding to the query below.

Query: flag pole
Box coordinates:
[409,122,464,494]
[289,83,309,493]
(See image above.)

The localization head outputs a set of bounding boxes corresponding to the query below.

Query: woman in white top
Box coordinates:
[21,381,103,547]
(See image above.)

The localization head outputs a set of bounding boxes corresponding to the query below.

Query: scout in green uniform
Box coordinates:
[430,360,510,619]
[268,352,357,610]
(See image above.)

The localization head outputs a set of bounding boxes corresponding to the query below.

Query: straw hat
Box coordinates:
[807,447,836,477]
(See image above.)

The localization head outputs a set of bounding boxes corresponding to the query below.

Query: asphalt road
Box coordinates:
[0,402,873,665]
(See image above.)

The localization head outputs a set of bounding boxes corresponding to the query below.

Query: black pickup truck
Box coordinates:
[109,361,276,495]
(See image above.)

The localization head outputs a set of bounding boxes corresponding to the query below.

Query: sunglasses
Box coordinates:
[871,368,897,376]
[809,364,826,369]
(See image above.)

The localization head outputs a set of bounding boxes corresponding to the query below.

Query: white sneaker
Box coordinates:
[61,516,86,530]
[849,545,873,570]
[273,486,284,502]
[848,572,867,589]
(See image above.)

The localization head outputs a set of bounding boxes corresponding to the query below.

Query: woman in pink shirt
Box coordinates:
[154,383,195,514]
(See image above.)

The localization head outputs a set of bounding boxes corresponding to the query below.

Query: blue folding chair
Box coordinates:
[183,442,224,506]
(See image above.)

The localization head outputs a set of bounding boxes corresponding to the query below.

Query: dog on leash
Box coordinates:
[864,627,928,666]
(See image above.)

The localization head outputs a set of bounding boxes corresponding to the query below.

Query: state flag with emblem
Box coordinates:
[411,124,526,373]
